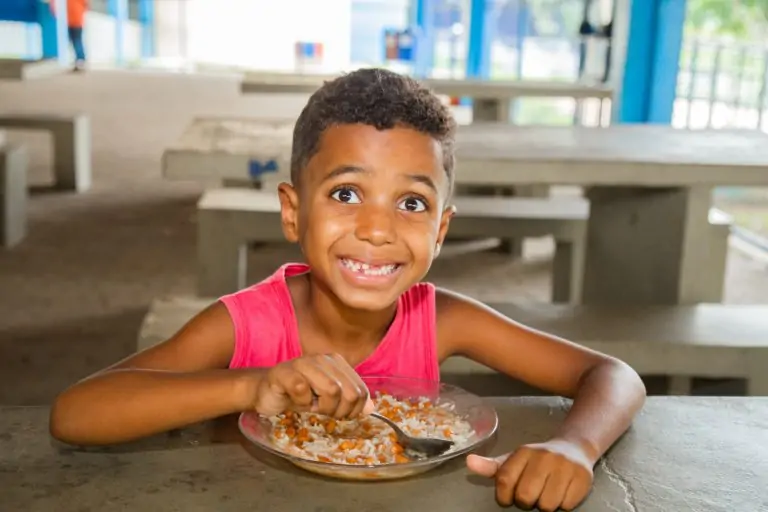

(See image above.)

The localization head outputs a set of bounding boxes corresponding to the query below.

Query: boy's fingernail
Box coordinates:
[362,398,376,415]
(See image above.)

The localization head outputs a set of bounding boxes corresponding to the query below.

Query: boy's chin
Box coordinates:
[334,287,402,313]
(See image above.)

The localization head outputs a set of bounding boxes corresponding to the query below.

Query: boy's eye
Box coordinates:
[398,197,427,212]
[331,188,361,204]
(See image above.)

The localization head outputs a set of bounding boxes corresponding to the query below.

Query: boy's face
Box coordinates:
[278,124,454,312]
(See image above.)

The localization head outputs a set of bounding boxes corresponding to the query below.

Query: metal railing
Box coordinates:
[674,38,768,132]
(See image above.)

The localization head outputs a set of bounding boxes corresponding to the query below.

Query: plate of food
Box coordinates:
[238,375,499,480]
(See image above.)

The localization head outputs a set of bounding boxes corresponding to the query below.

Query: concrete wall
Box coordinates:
[0,12,141,63]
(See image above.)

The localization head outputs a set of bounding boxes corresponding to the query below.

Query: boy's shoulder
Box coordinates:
[219,263,306,314]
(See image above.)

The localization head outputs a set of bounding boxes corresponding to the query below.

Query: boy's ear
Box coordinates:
[436,203,456,250]
[277,182,300,243]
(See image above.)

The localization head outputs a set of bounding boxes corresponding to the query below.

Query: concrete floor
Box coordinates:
[2,70,768,406]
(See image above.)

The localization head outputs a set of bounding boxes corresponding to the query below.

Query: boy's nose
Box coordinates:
[354,203,397,246]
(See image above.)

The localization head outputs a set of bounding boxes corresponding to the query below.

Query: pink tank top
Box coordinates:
[219,263,440,381]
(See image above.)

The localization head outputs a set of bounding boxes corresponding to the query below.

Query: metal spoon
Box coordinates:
[308,390,454,459]
[369,412,454,459]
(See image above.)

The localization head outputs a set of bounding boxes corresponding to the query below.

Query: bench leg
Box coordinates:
[694,222,729,302]
[746,356,768,396]
[667,376,693,395]
[472,98,510,123]
[552,238,585,304]
[52,117,91,192]
[197,212,248,297]
[497,185,552,257]
[1,145,28,248]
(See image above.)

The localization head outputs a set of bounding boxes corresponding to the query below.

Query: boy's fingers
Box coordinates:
[272,365,314,410]
[333,354,371,417]
[316,355,364,418]
[361,397,376,416]
[466,453,505,477]
[294,359,342,415]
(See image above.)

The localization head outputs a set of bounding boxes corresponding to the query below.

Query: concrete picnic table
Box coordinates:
[239,71,614,123]
[162,119,768,305]
[3,397,766,511]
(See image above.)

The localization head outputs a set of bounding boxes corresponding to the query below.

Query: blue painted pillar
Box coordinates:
[616,0,687,124]
[39,0,69,64]
[138,0,154,58]
[108,0,128,64]
[411,0,436,78]
[465,0,493,79]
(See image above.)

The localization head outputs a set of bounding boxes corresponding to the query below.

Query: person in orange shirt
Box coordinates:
[51,0,89,71]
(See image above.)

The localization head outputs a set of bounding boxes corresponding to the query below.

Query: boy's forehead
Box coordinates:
[312,124,445,175]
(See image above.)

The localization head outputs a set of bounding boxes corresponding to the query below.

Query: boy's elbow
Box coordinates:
[49,392,84,445]
[605,357,647,405]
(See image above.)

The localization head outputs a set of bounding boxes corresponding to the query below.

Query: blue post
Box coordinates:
[108,0,127,65]
[617,0,687,124]
[411,0,436,78]
[138,0,154,58]
[465,0,493,79]
[39,0,69,64]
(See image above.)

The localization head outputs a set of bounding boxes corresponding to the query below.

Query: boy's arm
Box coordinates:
[435,288,646,464]
[49,302,263,446]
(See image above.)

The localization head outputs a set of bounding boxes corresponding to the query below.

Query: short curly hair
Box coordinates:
[290,68,457,195]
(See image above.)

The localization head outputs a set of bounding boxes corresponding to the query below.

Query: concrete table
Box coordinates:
[163,119,768,305]
[240,71,614,123]
[456,124,768,304]
[0,113,92,192]
[3,397,767,511]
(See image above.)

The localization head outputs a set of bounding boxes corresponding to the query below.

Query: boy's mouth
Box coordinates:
[339,257,401,277]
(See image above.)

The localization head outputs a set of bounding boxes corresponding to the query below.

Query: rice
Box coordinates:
[267,391,474,465]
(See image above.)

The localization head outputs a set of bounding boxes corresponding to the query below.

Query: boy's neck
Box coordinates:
[293,274,397,360]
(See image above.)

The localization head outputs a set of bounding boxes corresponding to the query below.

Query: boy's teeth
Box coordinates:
[341,259,398,276]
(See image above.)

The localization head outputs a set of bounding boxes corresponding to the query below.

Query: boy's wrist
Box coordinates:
[230,370,262,413]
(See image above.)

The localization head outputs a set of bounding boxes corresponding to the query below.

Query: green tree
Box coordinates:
[686,0,768,38]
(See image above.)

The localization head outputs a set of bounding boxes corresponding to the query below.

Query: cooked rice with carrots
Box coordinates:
[267,392,474,465]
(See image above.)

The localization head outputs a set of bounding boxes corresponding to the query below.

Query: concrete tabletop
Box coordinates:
[239,71,614,99]
[2,397,767,511]
[162,118,768,188]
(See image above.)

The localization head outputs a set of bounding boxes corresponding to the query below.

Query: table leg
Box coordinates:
[197,213,247,297]
[1,145,28,248]
[52,116,91,192]
[582,186,716,305]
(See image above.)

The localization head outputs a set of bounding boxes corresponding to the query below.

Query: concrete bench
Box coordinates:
[135,296,768,396]
[0,143,28,248]
[196,188,590,301]
[0,58,65,80]
[0,113,91,192]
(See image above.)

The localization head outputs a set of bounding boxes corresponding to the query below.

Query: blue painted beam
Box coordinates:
[465,0,493,79]
[108,0,127,64]
[411,0,436,78]
[138,0,154,58]
[618,0,687,124]
[38,0,68,64]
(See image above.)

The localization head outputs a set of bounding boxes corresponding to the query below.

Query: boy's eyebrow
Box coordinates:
[322,165,439,193]
[405,173,438,194]
[322,165,367,183]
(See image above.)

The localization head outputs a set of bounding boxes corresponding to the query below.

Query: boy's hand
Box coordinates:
[254,354,375,418]
[466,438,594,511]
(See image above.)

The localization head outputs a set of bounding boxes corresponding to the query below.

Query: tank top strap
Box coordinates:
[219,263,306,369]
